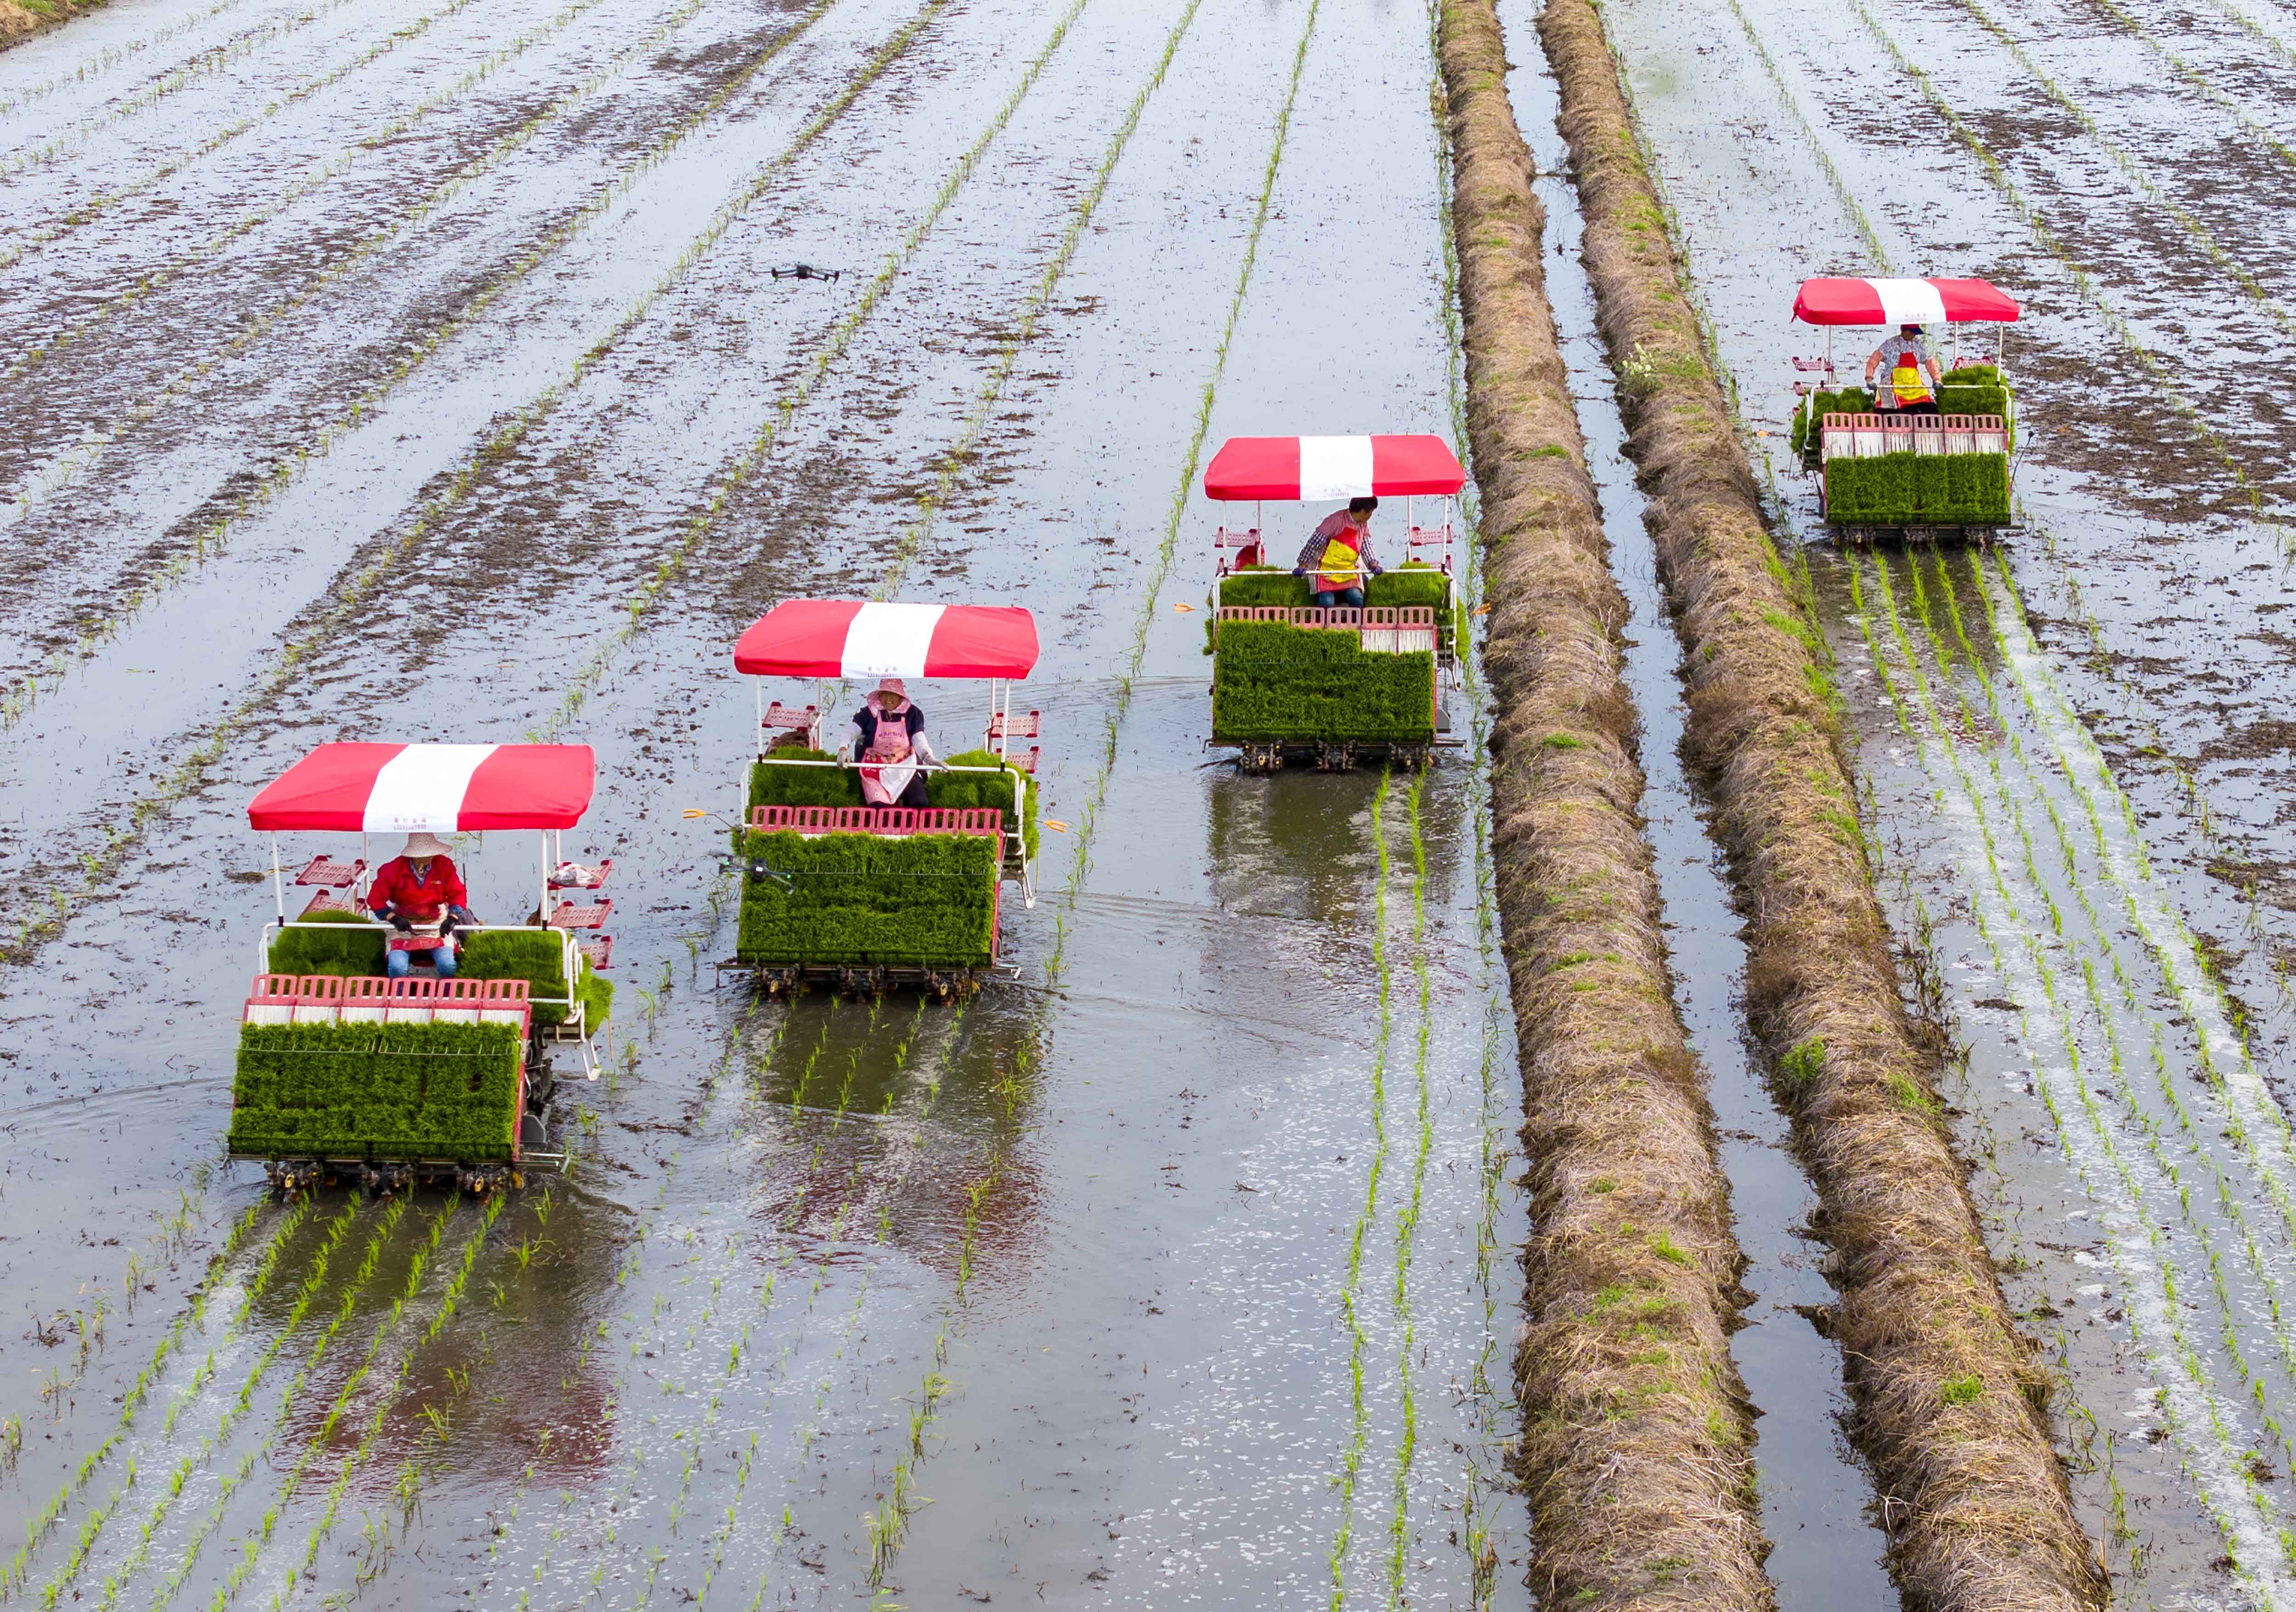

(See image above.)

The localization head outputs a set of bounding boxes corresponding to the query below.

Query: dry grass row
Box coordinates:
[1533,0,2107,1605]
[1436,2,1771,1605]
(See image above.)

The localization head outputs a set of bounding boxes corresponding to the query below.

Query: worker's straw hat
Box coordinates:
[401,832,452,860]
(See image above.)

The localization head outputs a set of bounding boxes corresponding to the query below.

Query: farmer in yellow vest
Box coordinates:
[1864,322,1943,417]
[1292,496,1383,609]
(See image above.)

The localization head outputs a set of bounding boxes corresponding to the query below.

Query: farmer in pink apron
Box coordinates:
[844,678,939,807]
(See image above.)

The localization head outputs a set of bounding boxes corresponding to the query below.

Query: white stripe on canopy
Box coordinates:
[1297,436,1375,501]
[841,601,946,678]
[363,744,497,833]
[1868,278,1948,327]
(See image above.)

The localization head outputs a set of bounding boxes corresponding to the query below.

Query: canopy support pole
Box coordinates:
[271,834,285,924]
[754,679,763,761]
[539,834,549,933]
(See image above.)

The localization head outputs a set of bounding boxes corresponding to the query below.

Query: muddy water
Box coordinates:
[1600,0,2296,1596]
[0,0,1531,1606]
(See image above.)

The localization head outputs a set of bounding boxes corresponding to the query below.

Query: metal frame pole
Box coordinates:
[271,834,285,924]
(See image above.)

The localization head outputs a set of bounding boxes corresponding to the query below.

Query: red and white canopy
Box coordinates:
[1792,276,2020,326]
[1203,435,1466,502]
[248,744,597,833]
[734,601,1040,680]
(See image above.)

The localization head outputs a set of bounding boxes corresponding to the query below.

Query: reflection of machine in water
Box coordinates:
[1204,767,1398,930]
[744,987,1050,1290]
[326,1190,630,1495]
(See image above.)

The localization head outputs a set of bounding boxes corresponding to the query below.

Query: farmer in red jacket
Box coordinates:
[367,832,473,979]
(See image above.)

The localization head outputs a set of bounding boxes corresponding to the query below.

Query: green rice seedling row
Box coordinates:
[0,0,371,180]
[0,0,736,562]
[0,0,253,117]
[1325,768,1395,1610]
[1933,0,2296,338]
[79,1199,413,1612]
[0,0,500,271]
[0,1201,276,1595]
[1849,561,2293,1593]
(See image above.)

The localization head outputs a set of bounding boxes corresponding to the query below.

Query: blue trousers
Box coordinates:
[1311,586,1365,609]
[386,942,457,979]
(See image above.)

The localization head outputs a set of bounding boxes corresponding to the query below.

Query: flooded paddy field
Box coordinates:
[0,0,1535,1605]
[1593,0,2296,1598]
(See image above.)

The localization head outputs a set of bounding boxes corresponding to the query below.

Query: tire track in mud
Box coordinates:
[0,0,257,121]
[0,0,373,180]
[1843,548,2296,1597]
[0,0,949,962]
[0,0,749,548]
[0,0,505,270]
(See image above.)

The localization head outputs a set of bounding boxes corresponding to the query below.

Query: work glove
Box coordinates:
[389,914,412,933]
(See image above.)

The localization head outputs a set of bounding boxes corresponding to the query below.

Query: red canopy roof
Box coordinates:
[734,601,1040,680]
[1203,435,1466,501]
[248,744,596,833]
[1792,276,2020,326]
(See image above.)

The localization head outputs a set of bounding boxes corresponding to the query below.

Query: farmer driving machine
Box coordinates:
[1201,434,1465,772]
[1789,276,2021,543]
[227,743,613,1194]
[716,599,1043,1001]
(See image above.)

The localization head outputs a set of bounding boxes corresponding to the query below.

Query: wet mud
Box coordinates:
[0,0,1532,1605]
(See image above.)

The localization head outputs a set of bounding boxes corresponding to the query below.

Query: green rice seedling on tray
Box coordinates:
[265,908,388,977]
[734,828,1002,969]
[1211,563,1454,657]
[228,1021,525,1161]
[457,927,613,1030]
[748,750,863,812]
[1827,451,2009,526]
[1211,617,1436,744]
[928,750,1039,860]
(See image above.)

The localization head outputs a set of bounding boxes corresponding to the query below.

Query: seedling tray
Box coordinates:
[228,1018,525,1164]
[1211,614,1439,746]
[733,819,1003,969]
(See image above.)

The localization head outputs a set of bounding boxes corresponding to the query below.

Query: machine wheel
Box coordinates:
[266,1158,323,1195]
[523,1040,555,1114]
[360,1161,414,1197]
[456,1163,511,1195]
